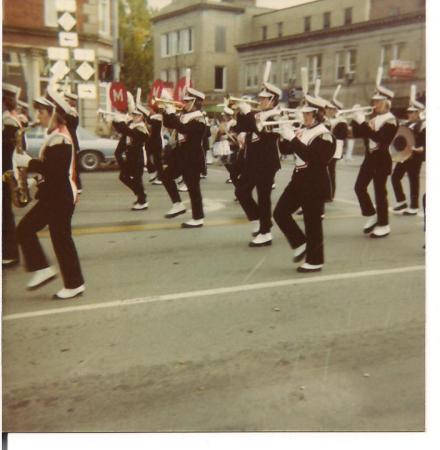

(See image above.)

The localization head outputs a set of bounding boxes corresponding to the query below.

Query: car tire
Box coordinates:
[79,151,102,172]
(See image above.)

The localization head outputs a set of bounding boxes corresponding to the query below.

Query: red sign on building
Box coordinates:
[389,60,416,79]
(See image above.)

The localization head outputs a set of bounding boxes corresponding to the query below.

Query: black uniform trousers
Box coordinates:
[274,173,325,266]
[354,156,389,226]
[2,182,19,261]
[182,166,204,220]
[235,169,275,234]
[222,154,241,186]
[17,200,84,289]
[119,165,147,204]
[391,155,423,209]
[327,158,337,201]
[161,164,182,204]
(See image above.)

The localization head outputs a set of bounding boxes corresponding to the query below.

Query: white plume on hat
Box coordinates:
[407,84,424,111]
[372,67,394,100]
[47,85,72,114]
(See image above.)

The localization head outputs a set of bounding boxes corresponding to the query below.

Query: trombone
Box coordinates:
[336,106,374,118]
[227,95,260,107]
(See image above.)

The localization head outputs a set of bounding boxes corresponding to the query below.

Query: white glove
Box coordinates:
[237,102,251,115]
[353,112,366,125]
[13,151,32,168]
[165,105,176,115]
[279,123,295,141]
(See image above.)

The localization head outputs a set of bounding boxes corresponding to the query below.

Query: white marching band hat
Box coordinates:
[327,84,344,110]
[407,84,424,112]
[17,99,30,109]
[135,103,150,117]
[64,91,78,101]
[222,105,234,116]
[33,96,55,110]
[183,86,205,101]
[46,85,72,114]
[3,82,21,97]
[371,67,394,100]
[258,81,282,99]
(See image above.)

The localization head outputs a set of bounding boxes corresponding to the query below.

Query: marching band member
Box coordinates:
[64,92,82,192]
[146,102,186,218]
[274,97,336,273]
[163,86,207,228]
[324,85,348,201]
[391,90,425,216]
[113,108,149,211]
[352,69,397,238]
[14,89,85,299]
[232,83,282,247]
[213,106,241,187]
[2,83,22,266]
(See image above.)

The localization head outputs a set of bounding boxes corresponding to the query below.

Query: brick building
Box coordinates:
[2,0,117,130]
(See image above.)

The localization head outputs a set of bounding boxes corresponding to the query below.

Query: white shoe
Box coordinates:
[403,208,418,216]
[53,284,85,300]
[370,225,390,238]
[165,202,186,218]
[363,215,377,234]
[27,266,57,290]
[178,183,188,192]
[152,179,163,185]
[293,243,306,263]
[297,263,323,273]
[249,233,272,247]
[148,171,158,182]
[251,220,260,237]
[181,219,204,228]
[392,201,408,214]
[132,201,149,211]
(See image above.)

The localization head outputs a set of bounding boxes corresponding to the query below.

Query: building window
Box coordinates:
[3,51,22,77]
[307,54,322,83]
[344,7,353,25]
[282,58,297,86]
[99,0,111,36]
[161,28,193,57]
[323,12,331,29]
[380,43,404,77]
[262,26,267,40]
[215,26,226,53]
[44,0,58,27]
[277,22,283,38]
[335,49,357,81]
[161,34,169,57]
[245,63,258,88]
[215,66,226,91]
[304,16,311,32]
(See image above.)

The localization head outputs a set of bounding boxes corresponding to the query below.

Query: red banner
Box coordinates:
[174,77,192,102]
[109,82,128,112]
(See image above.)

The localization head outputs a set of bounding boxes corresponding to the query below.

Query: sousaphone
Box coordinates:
[390,125,415,163]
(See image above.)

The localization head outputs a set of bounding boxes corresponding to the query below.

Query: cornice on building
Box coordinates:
[235,11,425,52]
[152,2,248,23]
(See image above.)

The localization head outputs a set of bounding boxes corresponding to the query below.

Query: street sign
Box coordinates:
[56,0,76,12]
[78,83,97,99]
[59,32,79,47]
[50,60,70,79]
[110,82,128,112]
[73,48,95,62]
[47,47,70,61]
[76,62,95,81]
[58,12,76,32]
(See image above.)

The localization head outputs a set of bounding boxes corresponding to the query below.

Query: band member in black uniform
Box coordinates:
[163,86,207,228]
[64,92,82,192]
[145,103,187,218]
[232,82,282,247]
[113,109,149,211]
[213,106,241,187]
[352,73,398,238]
[391,96,425,216]
[2,83,22,266]
[201,114,211,179]
[14,88,85,299]
[323,85,348,201]
[274,100,336,273]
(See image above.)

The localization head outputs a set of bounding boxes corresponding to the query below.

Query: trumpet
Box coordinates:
[227,96,260,107]
[151,97,184,110]
[97,109,129,121]
[336,106,374,118]
[259,119,300,133]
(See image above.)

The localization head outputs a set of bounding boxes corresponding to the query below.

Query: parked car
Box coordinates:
[25,126,118,171]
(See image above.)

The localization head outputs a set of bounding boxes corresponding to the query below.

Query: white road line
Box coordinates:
[242,256,267,283]
[334,197,359,206]
[3,265,424,322]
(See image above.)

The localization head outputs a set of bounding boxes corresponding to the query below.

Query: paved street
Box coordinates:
[2,158,425,432]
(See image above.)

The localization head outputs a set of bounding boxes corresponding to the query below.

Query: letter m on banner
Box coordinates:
[109,82,128,112]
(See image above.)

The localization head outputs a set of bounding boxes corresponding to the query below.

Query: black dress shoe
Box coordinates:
[363,223,377,234]
[249,240,272,247]
[297,266,322,273]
